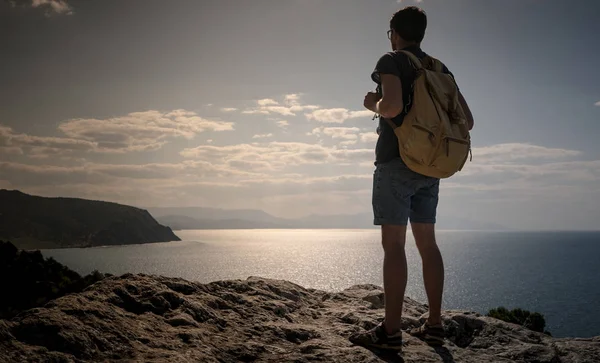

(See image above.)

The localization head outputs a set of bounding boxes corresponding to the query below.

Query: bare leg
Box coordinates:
[411,222,444,325]
[381,224,408,334]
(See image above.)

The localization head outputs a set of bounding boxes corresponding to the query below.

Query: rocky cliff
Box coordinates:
[1,273,598,363]
[0,190,180,249]
[0,241,108,320]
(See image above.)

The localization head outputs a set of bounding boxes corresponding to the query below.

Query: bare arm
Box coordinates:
[375,73,403,119]
[458,91,474,130]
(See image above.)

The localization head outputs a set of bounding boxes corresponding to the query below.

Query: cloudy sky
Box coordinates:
[1,0,599,230]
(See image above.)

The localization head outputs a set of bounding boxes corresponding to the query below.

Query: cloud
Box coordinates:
[2,82,598,228]
[0,160,266,188]
[0,109,233,156]
[31,0,73,15]
[305,108,374,123]
[5,130,600,227]
[291,105,320,112]
[58,109,234,153]
[0,162,110,186]
[241,109,270,115]
[284,94,301,105]
[457,158,600,183]
[257,99,279,106]
[471,143,580,163]
[243,94,319,117]
[447,144,599,193]
[90,161,265,179]
[310,127,360,142]
[10,147,597,197]
[276,120,289,128]
[282,93,320,111]
[2,159,374,216]
[260,106,296,116]
[0,146,24,155]
[338,140,358,147]
[180,142,373,170]
[0,125,96,157]
[252,133,273,139]
[360,132,379,143]
[595,101,600,106]
[0,157,372,198]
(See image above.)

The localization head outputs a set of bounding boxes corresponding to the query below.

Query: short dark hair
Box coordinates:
[390,6,427,43]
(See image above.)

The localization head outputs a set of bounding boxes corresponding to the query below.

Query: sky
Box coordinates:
[1,0,599,230]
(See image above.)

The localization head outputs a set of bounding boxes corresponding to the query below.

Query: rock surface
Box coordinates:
[0,189,180,249]
[0,274,598,362]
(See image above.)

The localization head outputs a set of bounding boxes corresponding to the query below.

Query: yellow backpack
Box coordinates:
[386,50,472,179]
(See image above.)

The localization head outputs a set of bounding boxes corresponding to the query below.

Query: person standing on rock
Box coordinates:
[349,6,474,351]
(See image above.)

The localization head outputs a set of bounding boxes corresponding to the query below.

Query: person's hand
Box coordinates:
[363,91,381,112]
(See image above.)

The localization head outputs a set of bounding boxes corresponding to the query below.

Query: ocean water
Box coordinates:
[41,229,600,338]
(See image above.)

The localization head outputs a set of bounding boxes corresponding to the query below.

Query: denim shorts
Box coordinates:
[372,157,440,226]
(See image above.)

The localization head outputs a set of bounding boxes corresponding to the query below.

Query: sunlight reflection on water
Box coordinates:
[41,229,600,338]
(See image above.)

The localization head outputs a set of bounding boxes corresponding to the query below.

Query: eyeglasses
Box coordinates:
[387,29,393,39]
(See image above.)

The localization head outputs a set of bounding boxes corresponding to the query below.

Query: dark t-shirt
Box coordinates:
[371,45,456,165]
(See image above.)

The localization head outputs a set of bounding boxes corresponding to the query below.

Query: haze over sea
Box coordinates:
[41,229,600,339]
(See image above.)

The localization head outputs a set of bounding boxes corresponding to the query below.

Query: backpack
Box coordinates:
[385,50,472,179]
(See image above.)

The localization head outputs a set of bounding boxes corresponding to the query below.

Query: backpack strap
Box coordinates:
[398,50,423,70]
[429,58,444,72]
[385,117,398,130]
[399,50,444,72]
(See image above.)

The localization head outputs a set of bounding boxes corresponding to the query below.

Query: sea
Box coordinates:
[40,229,600,338]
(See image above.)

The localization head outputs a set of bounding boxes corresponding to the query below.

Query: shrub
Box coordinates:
[0,240,108,319]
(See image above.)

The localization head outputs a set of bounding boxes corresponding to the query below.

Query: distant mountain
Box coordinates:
[148,207,281,224]
[156,215,290,230]
[291,213,373,229]
[0,190,180,250]
[150,207,507,231]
